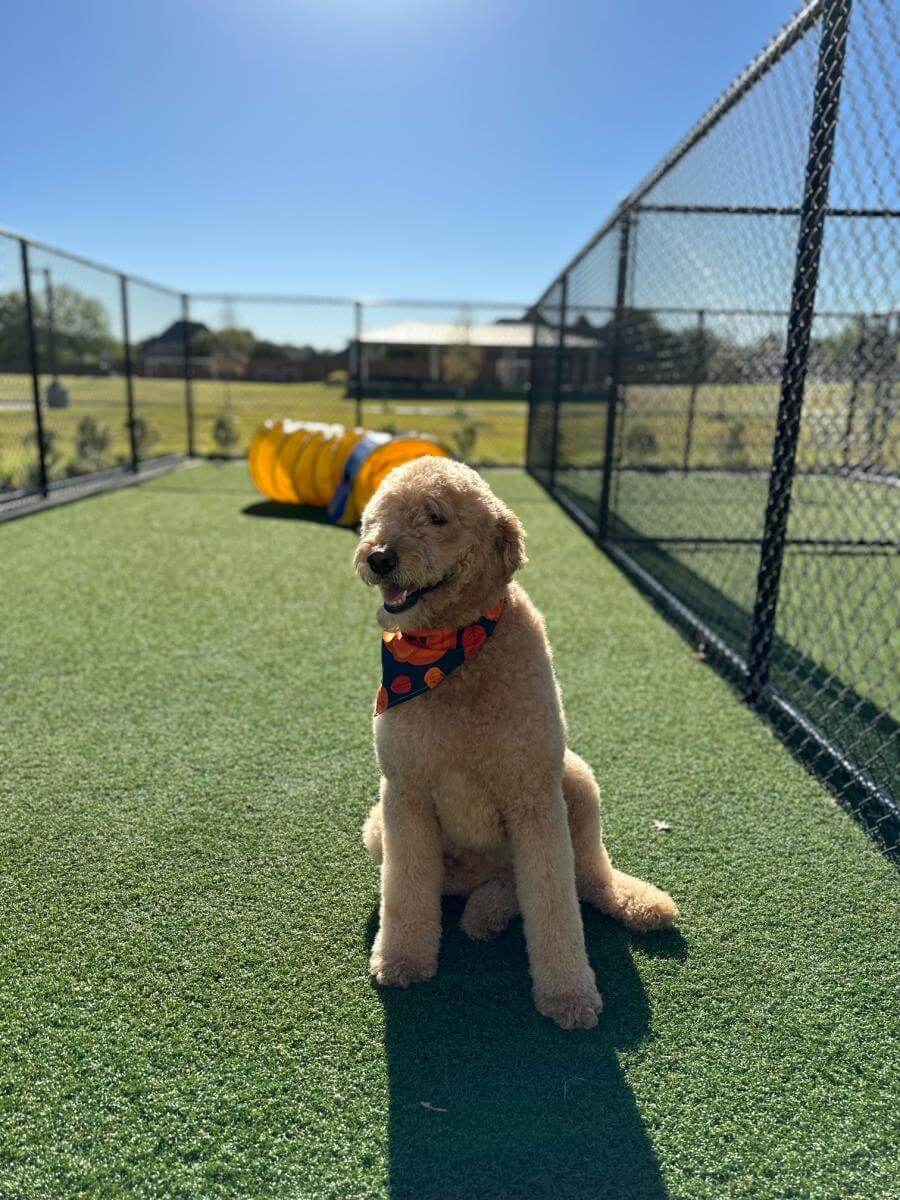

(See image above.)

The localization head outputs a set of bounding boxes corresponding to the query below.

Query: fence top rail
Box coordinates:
[533,0,826,309]
[1,225,888,323]
[189,292,532,310]
[0,225,183,298]
[539,303,893,320]
[0,229,532,312]
[635,204,900,219]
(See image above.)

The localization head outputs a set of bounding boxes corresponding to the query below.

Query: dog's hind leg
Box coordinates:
[564,749,680,933]
[460,875,519,941]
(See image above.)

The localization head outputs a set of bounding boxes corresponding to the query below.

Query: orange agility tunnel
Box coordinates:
[248,419,450,526]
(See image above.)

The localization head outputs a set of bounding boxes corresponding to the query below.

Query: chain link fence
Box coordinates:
[1,243,532,510]
[181,294,530,464]
[0,230,188,501]
[526,0,898,853]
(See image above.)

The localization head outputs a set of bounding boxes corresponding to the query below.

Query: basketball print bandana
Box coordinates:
[376,598,505,714]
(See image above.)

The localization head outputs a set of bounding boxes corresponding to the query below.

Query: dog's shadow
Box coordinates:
[366,900,686,1200]
[241,499,359,527]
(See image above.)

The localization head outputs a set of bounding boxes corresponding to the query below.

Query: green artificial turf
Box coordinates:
[1,463,898,1200]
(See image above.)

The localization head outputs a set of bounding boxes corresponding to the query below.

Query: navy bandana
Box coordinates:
[376,599,505,714]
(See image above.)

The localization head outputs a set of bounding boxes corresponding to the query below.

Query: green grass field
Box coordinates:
[4,373,894,493]
[2,464,898,1199]
[555,379,897,474]
[0,374,529,488]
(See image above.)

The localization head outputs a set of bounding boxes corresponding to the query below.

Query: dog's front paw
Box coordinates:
[369,937,436,988]
[534,978,604,1030]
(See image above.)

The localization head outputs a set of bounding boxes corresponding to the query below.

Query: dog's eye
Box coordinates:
[430,513,447,526]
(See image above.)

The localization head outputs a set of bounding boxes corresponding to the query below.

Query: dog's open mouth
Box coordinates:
[381,577,448,614]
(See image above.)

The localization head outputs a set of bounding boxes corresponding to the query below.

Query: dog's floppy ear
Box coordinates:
[496,507,527,580]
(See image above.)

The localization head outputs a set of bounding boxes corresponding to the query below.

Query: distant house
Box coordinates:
[139,322,349,383]
[245,346,348,383]
[140,321,213,378]
[245,357,307,382]
[356,321,537,393]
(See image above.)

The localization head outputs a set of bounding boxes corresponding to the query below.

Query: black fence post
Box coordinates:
[598,212,632,540]
[181,294,196,457]
[683,309,706,472]
[547,273,568,492]
[867,314,892,468]
[841,313,866,468]
[20,240,48,497]
[525,309,540,472]
[41,269,60,384]
[120,275,139,472]
[746,0,852,703]
[353,300,364,427]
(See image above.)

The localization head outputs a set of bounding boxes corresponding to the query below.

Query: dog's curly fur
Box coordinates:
[355,458,678,1029]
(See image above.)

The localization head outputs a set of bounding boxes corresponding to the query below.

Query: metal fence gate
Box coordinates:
[526,0,898,851]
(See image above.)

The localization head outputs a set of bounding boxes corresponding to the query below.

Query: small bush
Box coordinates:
[73,416,113,473]
[130,416,159,458]
[452,418,478,462]
[22,428,62,485]
[212,412,241,455]
[723,420,749,468]
[625,423,658,459]
[326,369,348,386]
[443,345,483,391]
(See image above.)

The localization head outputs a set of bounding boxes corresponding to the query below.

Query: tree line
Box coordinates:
[0,286,892,386]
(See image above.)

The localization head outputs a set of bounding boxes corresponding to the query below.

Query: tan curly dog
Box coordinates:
[355,457,678,1030]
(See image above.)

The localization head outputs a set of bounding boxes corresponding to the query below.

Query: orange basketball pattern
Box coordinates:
[383,627,456,666]
[376,599,505,715]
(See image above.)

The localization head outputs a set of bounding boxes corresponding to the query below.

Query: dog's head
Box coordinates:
[354,457,527,631]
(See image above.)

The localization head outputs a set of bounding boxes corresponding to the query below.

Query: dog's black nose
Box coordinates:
[367,549,397,577]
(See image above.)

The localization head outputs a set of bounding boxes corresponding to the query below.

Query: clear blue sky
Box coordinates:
[3,0,797,303]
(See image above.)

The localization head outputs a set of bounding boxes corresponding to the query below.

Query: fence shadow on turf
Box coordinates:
[367,900,685,1200]
[613,522,900,855]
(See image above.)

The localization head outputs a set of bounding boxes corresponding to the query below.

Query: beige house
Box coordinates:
[355,320,537,392]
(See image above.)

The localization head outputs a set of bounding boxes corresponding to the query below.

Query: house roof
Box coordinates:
[360,320,535,348]
[141,320,210,355]
[359,320,596,349]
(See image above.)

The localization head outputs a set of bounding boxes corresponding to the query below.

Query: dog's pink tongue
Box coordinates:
[383,584,407,605]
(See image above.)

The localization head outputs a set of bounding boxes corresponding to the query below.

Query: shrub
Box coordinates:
[130,416,159,458]
[625,423,658,459]
[212,412,241,455]
[326,369,348,386]
[452,418,478,462]
[73,416,113,473]
[723,420,749,468]
[22,428,61,485]
[443,346,483,391]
